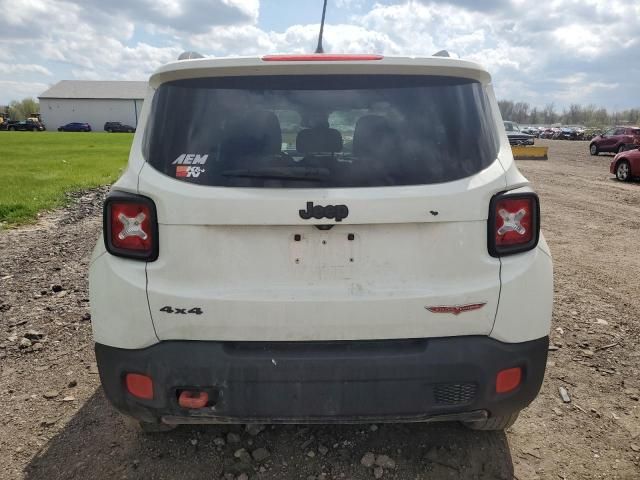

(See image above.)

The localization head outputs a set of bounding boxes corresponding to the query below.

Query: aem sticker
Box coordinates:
[173,153,208,165]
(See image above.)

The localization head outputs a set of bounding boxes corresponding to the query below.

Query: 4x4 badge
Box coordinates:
[299,202,349,222]
[426,303,486,315]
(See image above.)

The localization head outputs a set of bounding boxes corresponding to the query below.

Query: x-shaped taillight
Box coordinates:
[497,208,527,235]
[117,212,148,240]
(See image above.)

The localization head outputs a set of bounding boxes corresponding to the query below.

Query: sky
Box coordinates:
[0,0,639,109]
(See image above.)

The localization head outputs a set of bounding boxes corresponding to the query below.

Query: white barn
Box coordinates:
[39,81,147,132]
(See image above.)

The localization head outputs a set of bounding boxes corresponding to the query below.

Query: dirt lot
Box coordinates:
[1,139,639,479]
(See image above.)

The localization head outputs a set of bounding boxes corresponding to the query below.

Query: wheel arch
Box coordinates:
[614,157,628,171]
[614,157,632,181]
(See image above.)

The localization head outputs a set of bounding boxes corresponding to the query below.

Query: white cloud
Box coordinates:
[0,0,638,108]
[268,23,399,55]
[0,63,52,76]
[552,24,605,57]
[190,23,399,56]
[0,81,50,101]
[73,0,259,33]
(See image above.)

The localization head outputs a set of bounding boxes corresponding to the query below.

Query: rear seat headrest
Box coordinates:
[221,110,282,157]
[296,127,343,154]
[353,115,395,156]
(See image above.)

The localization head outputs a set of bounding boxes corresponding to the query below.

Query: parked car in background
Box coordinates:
[590,126,640,155]
[521,126,540,137]
[610,146,640,182]
[104,122,136,133]
[554,127,584,141]
[6,119,46,131]
[58,122,92,132]
[539,128,555,139]
[504,121,534,145]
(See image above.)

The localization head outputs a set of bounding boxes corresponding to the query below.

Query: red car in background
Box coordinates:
[590,126,640,155]
[610,146,640,182]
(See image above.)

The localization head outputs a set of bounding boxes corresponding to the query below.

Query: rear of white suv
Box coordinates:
[89,54,552,430]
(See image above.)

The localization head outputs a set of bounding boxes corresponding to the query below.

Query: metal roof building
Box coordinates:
[39,80,147,132]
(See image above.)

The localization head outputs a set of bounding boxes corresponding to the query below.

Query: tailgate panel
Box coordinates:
[147,222,500,341]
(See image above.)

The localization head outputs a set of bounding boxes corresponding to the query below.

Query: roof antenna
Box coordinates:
[315,0,328,53]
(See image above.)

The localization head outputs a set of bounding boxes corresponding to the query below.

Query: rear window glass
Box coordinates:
[144,75,499,188]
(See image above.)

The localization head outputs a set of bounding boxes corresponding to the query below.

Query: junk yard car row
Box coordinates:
[480,120,640,153]
[510,124,640,145]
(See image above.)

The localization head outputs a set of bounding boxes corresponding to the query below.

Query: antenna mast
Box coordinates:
[315,0,328,54]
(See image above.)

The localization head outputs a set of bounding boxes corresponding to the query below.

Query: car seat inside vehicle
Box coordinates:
[296,127,343,155]
[219,110,283,162]
[352,114,400,185]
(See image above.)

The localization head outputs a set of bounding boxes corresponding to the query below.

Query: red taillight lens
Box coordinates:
[104,192,158,261]
[110,202,152,251]
[125,373,154,400]
[495,197,534,246]
[496,367,522,394]
[488,192,540,257]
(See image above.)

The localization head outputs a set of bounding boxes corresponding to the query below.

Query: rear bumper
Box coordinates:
[95,335,548,424]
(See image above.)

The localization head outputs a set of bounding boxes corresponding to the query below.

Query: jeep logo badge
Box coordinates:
[299,202,349,222]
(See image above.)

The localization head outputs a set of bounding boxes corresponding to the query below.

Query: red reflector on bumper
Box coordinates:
[125,373,154,400]
[496,367,522,394]
[178,390,209,409]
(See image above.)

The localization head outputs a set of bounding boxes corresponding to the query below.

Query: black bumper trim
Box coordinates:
[160,410,489,425]
[95,336,548,424]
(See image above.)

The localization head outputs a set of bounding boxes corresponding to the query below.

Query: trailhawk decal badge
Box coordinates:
[426,303,487,315]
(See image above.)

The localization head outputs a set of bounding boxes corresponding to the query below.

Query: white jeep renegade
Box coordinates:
[89,53,553,431]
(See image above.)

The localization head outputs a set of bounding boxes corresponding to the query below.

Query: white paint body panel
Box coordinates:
[89,245,158,348]
[147,222,501,341]
[89,56,553,348]
[491,239,553,342]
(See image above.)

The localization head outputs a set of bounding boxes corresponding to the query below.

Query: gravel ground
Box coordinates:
[0,140,639,479]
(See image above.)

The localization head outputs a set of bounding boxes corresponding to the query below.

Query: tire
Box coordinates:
[589,143,598,156]
[8,126,15,131]
[463,412,520,431]
[615,160,631,182]
[616,144,625,154]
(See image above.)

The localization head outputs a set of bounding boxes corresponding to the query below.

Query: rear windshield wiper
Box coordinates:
[221,166,330,181]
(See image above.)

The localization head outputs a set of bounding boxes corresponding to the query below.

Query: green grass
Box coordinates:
[0,132,132,226]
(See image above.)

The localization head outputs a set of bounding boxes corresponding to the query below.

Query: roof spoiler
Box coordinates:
[432,50,451,58]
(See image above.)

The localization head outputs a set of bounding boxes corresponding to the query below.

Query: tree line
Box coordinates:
[2,98,40,121]
[498,100,640,127]
[4,96,640,127]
